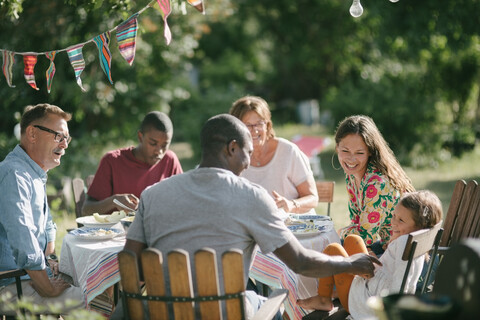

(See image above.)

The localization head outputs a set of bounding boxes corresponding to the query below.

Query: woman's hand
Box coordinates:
[272,191,296,212]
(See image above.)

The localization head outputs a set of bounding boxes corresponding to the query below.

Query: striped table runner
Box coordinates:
[60,230,125,317]
[249,228,340,320]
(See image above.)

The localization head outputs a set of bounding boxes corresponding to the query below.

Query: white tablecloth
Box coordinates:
[59,226,125,305]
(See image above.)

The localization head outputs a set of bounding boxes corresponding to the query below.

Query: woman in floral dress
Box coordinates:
[334,115,415,256]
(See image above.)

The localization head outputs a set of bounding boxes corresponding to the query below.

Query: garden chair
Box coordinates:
[72,175,94,226]
[430,238,480,319]
[302,221,443,320]
[316,181,335,216]
[440,180,480,250]
[118,248,288,320]
[367,237,480,320]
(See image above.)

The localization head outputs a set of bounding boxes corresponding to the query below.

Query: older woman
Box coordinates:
[229,96,318,214]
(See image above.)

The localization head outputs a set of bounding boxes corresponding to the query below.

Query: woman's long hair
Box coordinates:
[335,115,415,193]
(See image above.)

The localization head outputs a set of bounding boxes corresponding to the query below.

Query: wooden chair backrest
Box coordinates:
[118,248,247,320]
[72,175,95,220]
[72,177,86,219]
[316,181,335,216]
[400,221,443,293]
[440,180,480,248]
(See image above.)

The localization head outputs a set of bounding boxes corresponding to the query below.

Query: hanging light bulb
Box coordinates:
[349,0,364,18]
[389,0,400,2]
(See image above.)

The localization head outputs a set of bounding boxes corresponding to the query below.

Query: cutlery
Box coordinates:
[113,199,136,213]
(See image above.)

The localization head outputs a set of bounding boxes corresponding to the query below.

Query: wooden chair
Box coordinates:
[303,222,444,320]
[118,248,288,320]
[401,221,443,294]
[72,175,94,225]
[72,177,86,220]
[440,180,480,249]
[316,181,335,216]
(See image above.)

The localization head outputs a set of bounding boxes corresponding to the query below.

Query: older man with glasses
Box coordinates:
[0,103,84,316]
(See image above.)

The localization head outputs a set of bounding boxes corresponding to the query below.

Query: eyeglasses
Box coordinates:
[33,125,72,144]
[245,121,266,131]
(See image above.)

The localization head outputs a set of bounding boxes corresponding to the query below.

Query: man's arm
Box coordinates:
[26,269,70,297]
[82,194,138,216]
[273,236,381,279]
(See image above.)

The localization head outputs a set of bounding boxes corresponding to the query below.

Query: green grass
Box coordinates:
[53,123,480,254]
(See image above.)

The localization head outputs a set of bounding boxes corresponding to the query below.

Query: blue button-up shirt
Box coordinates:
[0,145,56,287]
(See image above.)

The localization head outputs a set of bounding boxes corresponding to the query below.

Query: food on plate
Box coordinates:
[284,216,304,226]
[78,228,118,237]
[93,211,126,223]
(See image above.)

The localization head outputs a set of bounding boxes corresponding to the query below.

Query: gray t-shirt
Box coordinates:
[127,167,294,286]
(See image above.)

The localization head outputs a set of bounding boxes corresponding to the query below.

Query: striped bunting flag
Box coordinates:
[93,32,113,84]
[23,55,39,90]
[116,13,139,66]
[155,0,172,45]
[1,50,16,88]
[67,44,87,92]
[45,51,56,93]
[187,0,205,14]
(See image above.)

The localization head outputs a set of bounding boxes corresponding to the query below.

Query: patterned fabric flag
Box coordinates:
[1,50,16,88]
[187,0,205,14]
[155,0,172,45]
[23,55,39,90]
[67,44,87,92]
[45,51,56,93]
[93,32,113,84]
[116,13,139,66]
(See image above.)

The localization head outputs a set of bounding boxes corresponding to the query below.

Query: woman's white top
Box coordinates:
[241,137,315,214]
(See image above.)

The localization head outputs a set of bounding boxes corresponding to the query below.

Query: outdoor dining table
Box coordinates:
[59,223,125,316]
[249,220,340,320]
[59,218,339,320]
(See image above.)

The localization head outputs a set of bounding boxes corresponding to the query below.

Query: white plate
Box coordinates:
[76,215,120,228]
[291,214,332,221]
[69,227,124,240]
[287,224,330,237]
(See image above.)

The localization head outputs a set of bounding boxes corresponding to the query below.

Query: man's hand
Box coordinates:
[47,259,59,277]
[113,194,139,211]
[346,253,382,278]
[31,277,71,297]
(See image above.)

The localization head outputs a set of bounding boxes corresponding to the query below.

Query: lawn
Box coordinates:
[53,124,480,254]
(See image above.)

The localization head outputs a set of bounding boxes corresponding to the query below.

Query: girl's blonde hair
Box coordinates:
[399,190,442,230]
[334,115,415,193]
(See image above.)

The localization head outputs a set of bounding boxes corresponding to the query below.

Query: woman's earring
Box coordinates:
[331,152,341,170]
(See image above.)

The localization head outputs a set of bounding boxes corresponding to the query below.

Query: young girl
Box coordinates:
[297,190,442,319]
[335,115,415,256]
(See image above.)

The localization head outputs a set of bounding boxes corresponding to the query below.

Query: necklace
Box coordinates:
[251,156,261,166]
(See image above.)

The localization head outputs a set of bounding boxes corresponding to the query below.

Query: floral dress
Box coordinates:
[338,163,400,246]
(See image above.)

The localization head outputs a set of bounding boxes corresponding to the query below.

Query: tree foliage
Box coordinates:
[1,0,479,184]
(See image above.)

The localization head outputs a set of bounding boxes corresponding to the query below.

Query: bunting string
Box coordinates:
[0,0,205,93]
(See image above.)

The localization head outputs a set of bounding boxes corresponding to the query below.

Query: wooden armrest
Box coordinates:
[251,288,288,320]
[0,269,27,279]
[437,246,449,254]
